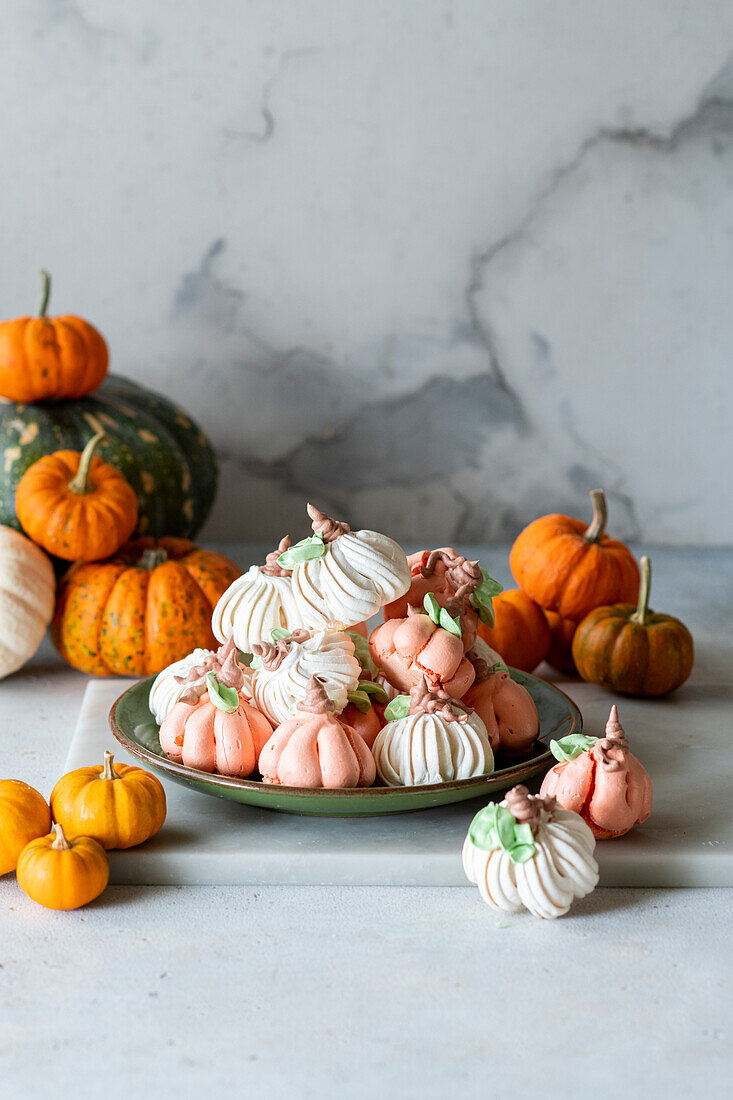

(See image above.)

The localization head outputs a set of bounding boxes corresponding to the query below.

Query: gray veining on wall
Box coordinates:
[2,1,732,544]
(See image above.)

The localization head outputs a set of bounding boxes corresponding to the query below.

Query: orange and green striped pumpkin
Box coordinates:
[52,537,240,676]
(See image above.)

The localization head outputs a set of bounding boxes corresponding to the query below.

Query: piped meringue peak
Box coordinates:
[298,675,337,715]
[596,704,630,772]
[306,502,351,542]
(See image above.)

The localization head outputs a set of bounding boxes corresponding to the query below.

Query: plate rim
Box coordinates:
[108,670,581,801]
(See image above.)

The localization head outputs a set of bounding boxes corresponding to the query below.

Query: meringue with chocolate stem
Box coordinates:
[462,785,599,919]
[250,626,361,726]
[373,677,494,786]
[540,705,652,839]
[287,503,411,630]
[148,638,253,725]
[211,536,302,652]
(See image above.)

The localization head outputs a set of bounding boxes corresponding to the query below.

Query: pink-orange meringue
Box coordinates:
[259,675,376,788]
[540,705,652,839]
[463,656,539,755]
[159,692,273,778]
[369,610,476,697]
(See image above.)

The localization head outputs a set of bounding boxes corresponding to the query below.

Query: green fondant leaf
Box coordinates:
[347,690,372,713]
[469,567,504,628]
[423,592,441,625]
[438,606,462,637]
[508,844,535,864]
[269,627,291,642]
[468,803,499,850]
[250,655,263,671]
[346,630,378,677]
[356,679,389,703]
[495,805,516,849]
[237,650,254,667]
[549,733,598,763]
[514,822,534,846]
[206,671,239,713]
[277,533,326,569]
[383,695,411,723]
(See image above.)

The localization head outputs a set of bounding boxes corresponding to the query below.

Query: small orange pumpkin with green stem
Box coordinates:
[15,432,139,562]
[51,750,166,850]
[0,270,108,403]
[572,555,694,696]
[16,823,109,910]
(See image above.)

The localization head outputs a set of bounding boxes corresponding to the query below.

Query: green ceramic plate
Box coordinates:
[109,671,581,817]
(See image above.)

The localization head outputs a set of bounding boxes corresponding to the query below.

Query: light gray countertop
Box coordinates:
[1,545,731,1097]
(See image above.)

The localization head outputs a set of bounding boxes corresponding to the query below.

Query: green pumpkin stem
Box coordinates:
[583,489,607,544]
[38,269,52,318]
[51,823,71,851]
[630,555,652,626]
[102,750,120,781]
[140,548,169,570]
[68,432,106,495]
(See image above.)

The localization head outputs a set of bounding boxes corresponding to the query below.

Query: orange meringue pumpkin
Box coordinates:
[259,676,376,788]
[463,652,540,756]
[540,705,652,839]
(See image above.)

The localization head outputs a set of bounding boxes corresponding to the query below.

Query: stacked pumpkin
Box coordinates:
[0,271,239,682]
[480,489,694,697]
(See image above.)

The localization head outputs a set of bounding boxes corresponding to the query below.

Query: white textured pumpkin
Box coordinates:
[373,710,494,786]
[0,526,55,680]
[212,565,302,653]
[462,799,599,920]
[149,645,255,724]
[290,529,411,630]
[251,628,361,726]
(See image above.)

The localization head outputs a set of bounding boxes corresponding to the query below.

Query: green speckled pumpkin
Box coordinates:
[0,374,218,538]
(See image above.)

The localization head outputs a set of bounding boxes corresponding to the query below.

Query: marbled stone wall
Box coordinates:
[2,1,732,543]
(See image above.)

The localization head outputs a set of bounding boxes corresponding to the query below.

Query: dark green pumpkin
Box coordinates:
[0,374,218,539]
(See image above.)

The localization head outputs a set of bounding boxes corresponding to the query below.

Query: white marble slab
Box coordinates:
[65,669,733,888]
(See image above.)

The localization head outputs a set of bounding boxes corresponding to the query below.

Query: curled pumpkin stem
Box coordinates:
[306,503,350,543]
[38,269,52,318]
[260,536,292,577]
[102,750,120,781]
[630,555,652,627]
[582,489,607,544]
[51,823,71,851]
[68,432,106,495]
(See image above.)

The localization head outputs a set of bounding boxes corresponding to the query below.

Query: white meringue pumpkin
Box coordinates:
[212,537,303,653]
[251,628,361,727]
[462,787,599,920]
[149,642,254,725]
[373,681,494,786]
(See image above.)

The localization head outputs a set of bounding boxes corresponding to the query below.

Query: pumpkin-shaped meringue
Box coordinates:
[540,705,652,839]
[463,649,539,756]
[462,785,599,919]
[148,638,253,724]
[369,595,476,698]
[250,627,361,726]
[384,548,501,654]
[286,504,411,630]
[259,676,376,788]
[211,537,302,652]
[373,678,494,787]
[159,656,273,777]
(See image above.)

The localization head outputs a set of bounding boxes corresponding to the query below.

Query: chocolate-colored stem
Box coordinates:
[299,675,336,714]
[583,489,607,543]
[260,536,292,577]
[630,556,652,626]
[68,432,106,495]
[504,785,556,834]
[306,503,350,542]
[596,704,630,771]
[408,676,470,723]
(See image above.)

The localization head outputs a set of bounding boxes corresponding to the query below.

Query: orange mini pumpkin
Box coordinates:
[572,556,694,697]
[0,780,52,875]
[477,589,551,672]
[544,611,578,673]
[16,433,138,562]
[52,537,240,676]
[51,750,166,850]
[0,271,108,403]
[510,489,639,622]
[16,824,108,910]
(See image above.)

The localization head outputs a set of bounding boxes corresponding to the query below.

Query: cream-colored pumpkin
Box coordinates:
[0,526,56,679]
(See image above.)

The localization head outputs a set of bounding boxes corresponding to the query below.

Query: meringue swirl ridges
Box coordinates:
[211,565,303,653]
[251,628,362,726]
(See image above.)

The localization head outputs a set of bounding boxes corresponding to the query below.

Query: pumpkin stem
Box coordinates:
[68,432,106,495]
[51,823,71,851]
[582,489,607,543]
[630,555,652,626]
[140,548,168,570]
[102,750,120,781]
[38,269,52,318]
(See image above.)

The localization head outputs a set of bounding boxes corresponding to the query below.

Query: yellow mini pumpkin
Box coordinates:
[16,824,109,910]
[0,780,52,875]
[51,750,166,850]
